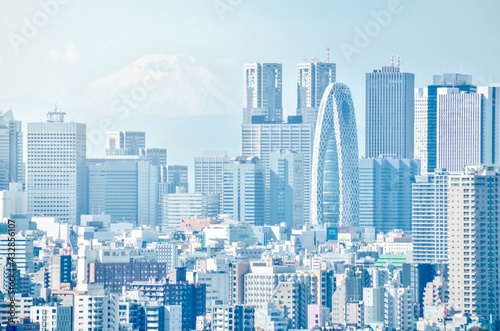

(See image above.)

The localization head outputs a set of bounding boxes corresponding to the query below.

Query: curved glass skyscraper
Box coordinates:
[311,82,359,226]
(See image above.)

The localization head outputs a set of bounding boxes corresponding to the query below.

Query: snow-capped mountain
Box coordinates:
[84,54,239,117]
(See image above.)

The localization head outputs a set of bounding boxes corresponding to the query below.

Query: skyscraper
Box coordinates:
[27,109,86,224]
[0,110,24,190]
[106,131,146,156]
[269,150,304,229]
[243,63,282,124]
[241,122,313,223]
[167,165,188,193]
[436,86,497,172]
[359,158,420,233]
[311,82,359,226]
[414,74,476,173]
[222,156,265,226]
[365,64,415,159]
[87,156,159,226]
[297,61,336,127]
[194,152,229,196]
[139,147,167,166]
[411,170,449,264]
[448,165,500,323]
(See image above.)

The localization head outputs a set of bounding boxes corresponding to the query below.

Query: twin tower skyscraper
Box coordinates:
[241,61,359,227]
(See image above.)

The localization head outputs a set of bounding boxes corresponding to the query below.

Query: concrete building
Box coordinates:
[311,82,359,226]
[30,305,72,331]
[166,165,188,194]
[365,64,415,159]
[0,234,34,273]
[412,170,449,263]
[243,63,282,124]
[254,302,288,331]
[27,109,86,224]
[139,147,167,166]
[0,183,27,219]
[384,284,414,331]
[448,165,500,323]
[211,304,254,331]
[73,292,119,330]
[194,152,229,196]
[363,287,384,324]
[163,193,218,230]
[359,158,420,233]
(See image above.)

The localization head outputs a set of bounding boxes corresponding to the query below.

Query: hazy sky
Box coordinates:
[1,0,499,170]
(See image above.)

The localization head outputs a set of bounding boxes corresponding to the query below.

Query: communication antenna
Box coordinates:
[390,53,394,67]
[326,48,330,63]
[397,55,400,68]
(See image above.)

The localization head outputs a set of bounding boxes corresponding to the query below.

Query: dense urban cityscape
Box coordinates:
[1,1,500,331]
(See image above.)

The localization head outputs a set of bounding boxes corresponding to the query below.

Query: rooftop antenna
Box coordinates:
[397,55,400,68]
[326,48,330,63]
[303,58,307,63]
[312,56,315,63]
[390,53,394,67]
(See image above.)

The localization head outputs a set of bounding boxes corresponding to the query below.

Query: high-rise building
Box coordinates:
[0,110,24,190]
[365,64,415,159]
[310,82,359,226]
[448,165,500,323]
[297,62,336,127]
[269,149,304,229]
[436,86,497,172]
[414,74,476,173]
[0,183,27,219]
[30,305,72,331]
[222,156,265,225]
[139,147,167,166]
[27,110,86,224]
[241,122,313,223]
[211,304,255,331]
[73,291,119,330]
[194,152,229,196]
[243,63,282,124]
[87,156,159,226]
[106,131,145,156]
[167,165,188,193]
[49,254,72,290]
[384,283,414,331]
[359,158,420,233]
[411,170,449,264]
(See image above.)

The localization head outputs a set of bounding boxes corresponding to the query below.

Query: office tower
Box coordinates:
[436,87,494,172]
[310,82,359,226]
[27,110,86,224]
[87,156,159,226]
[359,158,420,233]
[241,122,313,223]
[411,170,449,263]
[365,64,415,159]
[194,152,229,196]
[414,74,476,173]
[0,110,24,190]
[243,63,282,124]
[162,193,219,229]
[139,147,167,166]
[73,292,119,330]
[480,86,500,164]
[154,243,178,271]
[106,131,145,155]
[167,165,188,193]
[448,165,500,323]
[0,183,27,219]
[297,61,336,127]
[269,150,304,229]
[222,156,265,226]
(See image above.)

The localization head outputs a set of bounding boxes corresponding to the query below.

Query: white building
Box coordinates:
[163,193,218,230]
[384,285,414,331]
[0,110,24,191]
[73,292,119,331]
[254,302,288,331]
[191,271,229,309]
[448,165,500,322]
[27,110,86,224]
[0,234,34,273]
[154,243,178,271]
[412,170,449,263]
[106,131,145,156]
[194,151,229,197]
[30,305,72,331]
